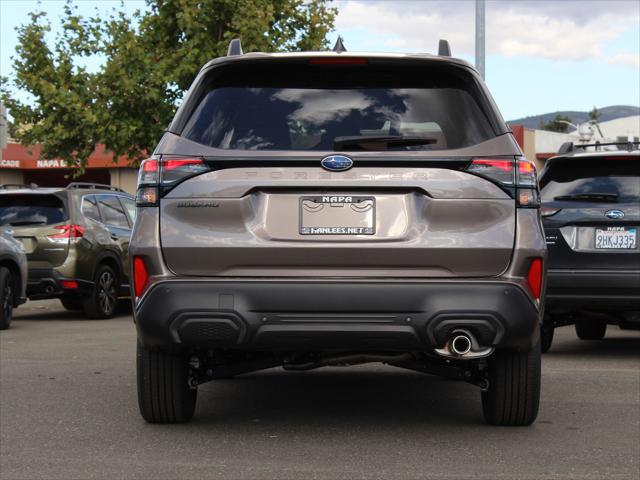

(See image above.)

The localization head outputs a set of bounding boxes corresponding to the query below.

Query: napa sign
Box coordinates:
[0,158,69,169]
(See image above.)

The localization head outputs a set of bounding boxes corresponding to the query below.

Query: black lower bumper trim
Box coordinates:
[26,268,93,300]
[135,280,540,351]
[546,269,640,310]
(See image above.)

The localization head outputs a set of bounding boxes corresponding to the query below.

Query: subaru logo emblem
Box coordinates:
[605,209,624,220]
[321,155,353,172]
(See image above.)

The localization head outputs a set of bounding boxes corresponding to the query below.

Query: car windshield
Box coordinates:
[182,65,496,151]
[540,158,640,203]
[0,194,67,226]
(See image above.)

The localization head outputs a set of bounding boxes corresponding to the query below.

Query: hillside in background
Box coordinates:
[507,105,640,129]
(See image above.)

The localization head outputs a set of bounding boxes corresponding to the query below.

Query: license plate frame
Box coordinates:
[299,195,375,235]
[595,227,637,249]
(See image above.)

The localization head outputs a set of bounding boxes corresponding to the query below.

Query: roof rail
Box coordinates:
[333,36,347,53]
[0,183,39,190]
[557,141,640,153]
[438,39,451,56]
[227,38,243,56]
[66,182,125,192]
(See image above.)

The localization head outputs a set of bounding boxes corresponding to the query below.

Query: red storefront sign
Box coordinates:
[0,143,137,169]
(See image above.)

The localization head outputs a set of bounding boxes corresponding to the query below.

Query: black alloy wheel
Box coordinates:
[83,265,118,319]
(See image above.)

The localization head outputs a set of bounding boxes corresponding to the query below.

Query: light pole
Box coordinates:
[0,101,7,162]
[475,0,485,79]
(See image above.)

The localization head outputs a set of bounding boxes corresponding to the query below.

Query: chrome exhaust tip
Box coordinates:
[434,329,494,359]
[451,334,472,355]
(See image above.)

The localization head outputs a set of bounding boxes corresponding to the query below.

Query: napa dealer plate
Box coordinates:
[299,195,375,235]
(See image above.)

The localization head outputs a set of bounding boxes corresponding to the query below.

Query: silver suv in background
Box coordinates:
[130,40,547,426]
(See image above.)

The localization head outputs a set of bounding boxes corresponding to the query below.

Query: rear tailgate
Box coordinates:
[542,203,640,270]
[160,166,516,277]
[541,155,640,270]
[155,55,520,278]
[0,193,70,268]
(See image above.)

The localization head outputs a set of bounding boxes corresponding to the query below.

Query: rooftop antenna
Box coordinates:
[332,36,347,53]
[438,39,451,56]
[227,38,243,56]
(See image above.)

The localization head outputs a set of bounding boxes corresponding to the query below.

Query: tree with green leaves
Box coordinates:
[588,106,601,122]
[539,114,573,133]
[0,0,336,169]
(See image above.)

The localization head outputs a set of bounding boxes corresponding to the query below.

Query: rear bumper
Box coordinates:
[134,280,540,351]
[546,269,640,311]
[26,268,93,300]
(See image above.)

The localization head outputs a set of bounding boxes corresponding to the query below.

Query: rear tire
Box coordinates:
[575,319,607,340]
[60,298,83,311]
[481,343,541,426]
[83,265,118,319]
[0,267,14,330]
[136,342,197,423]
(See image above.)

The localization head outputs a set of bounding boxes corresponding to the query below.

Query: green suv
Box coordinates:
[0,183,136,318]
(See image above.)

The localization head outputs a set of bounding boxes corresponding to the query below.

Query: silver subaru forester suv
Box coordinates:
[130,39,546,426]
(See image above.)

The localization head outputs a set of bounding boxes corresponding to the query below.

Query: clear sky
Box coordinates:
[1,0,639,120]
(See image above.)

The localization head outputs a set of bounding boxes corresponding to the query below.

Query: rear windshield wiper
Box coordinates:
[553,193,619,202]
[333,135,437,150]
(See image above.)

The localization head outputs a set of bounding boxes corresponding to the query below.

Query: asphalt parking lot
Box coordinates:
[1,300,638,480]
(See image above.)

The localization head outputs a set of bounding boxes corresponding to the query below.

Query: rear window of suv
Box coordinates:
[182,63,497,151]
[540,157,640,203]
[0,194,67,226]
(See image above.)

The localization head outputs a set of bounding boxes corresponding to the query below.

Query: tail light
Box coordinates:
[466,158,514,185]
[517,159,536,186]
[47,224,84,244]
[136,187,158,206]
[516,157,539,208]
[132,256,149,298]
[526,258,543,300]
[136,156,210,206]
[137,158,159,206]
[138,158,158,185]
[467,157,539,208]
[161,158,209,185]
[60,280,78,289]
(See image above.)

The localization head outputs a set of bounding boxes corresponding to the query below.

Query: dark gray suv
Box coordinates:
[0,228,28,329]
[130,40,547,426]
